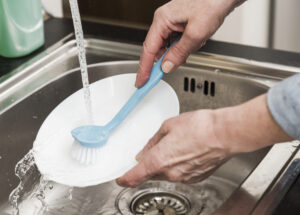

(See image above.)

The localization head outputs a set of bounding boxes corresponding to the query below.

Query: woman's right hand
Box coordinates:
[135,0,244,88]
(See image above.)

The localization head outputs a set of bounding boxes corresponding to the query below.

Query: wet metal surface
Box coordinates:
[0,36,299,214]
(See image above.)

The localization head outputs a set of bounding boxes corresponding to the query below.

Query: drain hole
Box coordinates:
[204,80,209,95]
[210,82,215,97]
[116,180,232,215]
[184,77,189,92]
[131,191,191,215]
[190,78,196,93]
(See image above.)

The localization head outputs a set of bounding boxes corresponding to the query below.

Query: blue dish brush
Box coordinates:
[71,37,180,164]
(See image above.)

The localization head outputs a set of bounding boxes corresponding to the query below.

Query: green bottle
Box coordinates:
[0,0,44,58]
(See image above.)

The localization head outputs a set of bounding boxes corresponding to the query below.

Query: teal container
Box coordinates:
[0,0,44,58]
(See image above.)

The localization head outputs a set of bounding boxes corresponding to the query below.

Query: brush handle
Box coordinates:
[106,36,181,132]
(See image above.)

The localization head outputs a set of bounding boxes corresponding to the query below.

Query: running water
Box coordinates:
[8,2,89,212]
[7,150,74,215]
[69,0,93,124]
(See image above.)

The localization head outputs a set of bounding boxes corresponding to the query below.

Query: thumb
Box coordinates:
[161,32,195,73]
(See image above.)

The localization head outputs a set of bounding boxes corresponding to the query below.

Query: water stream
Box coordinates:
[68,0,93,124]
[8,0,91,213]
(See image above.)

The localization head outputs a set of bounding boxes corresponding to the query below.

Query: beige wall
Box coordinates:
[212,0,271,48]
[43,0,300,53]
[42,0,63,17]
[273,0,300,53]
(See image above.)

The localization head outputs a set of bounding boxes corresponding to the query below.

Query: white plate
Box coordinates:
[33,74,179,187]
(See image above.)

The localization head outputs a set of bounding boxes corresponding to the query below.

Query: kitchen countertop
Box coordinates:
[1,17,300,214]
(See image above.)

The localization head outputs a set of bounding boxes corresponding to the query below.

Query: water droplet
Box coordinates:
[36,193,45,201]
[32,116,38,119]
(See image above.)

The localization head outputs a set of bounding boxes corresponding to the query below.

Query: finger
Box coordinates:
[159,157,219,183]
[136,122,170,161]
[118,134,174,187]
[184,156,227,172]
[155,39,169,60]
[162,22,206,73]
[116,151,163,187]
[163,168,184,182]
[169,31,182,44]
[155,47,167,61]
[151,173,166,181]
[181,158,228,184]
[155,35,180,60]
[159,159,216,183]
[135,23,170,88]
[182,167,217,184]
[116,162,150,187]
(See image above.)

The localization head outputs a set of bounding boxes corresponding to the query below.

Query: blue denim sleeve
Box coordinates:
[267,73,300,140]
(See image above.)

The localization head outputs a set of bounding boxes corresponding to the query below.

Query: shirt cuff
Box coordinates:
[267,73,300,140]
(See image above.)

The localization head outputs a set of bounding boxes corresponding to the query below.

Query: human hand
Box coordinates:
[135,0,242,87]
[116,94,292,187]
[116,110,233,187]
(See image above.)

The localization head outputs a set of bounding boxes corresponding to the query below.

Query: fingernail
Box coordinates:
[135,152,142,162]
[116,178,125,187]
[135,74,140,88]
[162,61,175,73]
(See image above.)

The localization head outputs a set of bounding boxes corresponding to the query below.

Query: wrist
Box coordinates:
[212,106,242,154]
[213,94,293,154]
[212,0,243,18]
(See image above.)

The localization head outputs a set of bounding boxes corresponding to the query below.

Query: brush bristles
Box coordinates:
[71,140,100,165]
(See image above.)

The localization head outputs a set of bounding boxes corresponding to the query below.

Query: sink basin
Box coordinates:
[0,35,299,215]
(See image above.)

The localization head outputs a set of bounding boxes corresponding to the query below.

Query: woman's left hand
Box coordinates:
[116,109,232,187]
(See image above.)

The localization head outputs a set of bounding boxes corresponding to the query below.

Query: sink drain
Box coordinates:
[131,191,190,214]
[116,179,236,215]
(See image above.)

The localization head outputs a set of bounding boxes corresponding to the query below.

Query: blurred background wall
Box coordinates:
[273,0,300,53]
[42,0,300,53]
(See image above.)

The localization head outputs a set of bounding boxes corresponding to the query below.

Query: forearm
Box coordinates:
[214,94,293,154]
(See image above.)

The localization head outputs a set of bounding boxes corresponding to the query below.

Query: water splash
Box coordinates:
[34,176,49,212]
[65,187,74,201]
[69,0,93,124]
[8,151,55,215]
[9,150,35,215]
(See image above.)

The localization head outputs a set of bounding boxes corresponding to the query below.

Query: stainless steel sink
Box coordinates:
[0,35,299,215]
